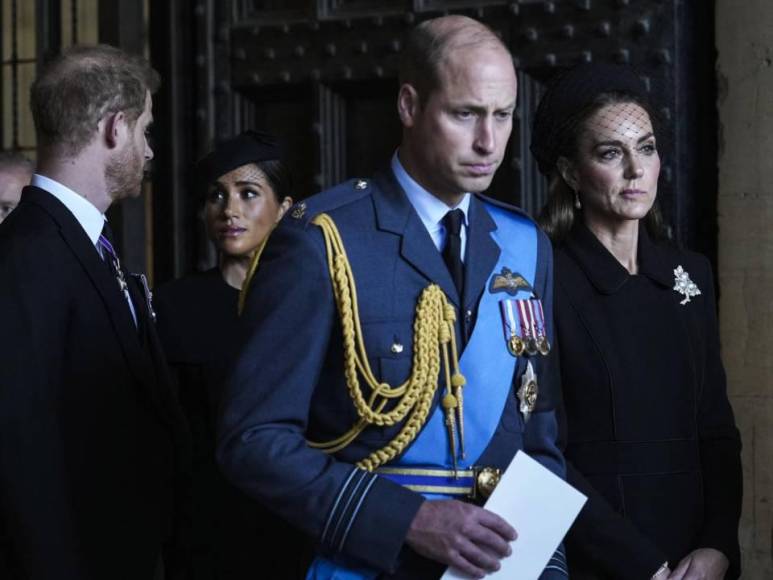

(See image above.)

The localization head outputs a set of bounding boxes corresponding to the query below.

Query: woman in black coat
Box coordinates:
[531,64,742,580]
[155,131,304,579]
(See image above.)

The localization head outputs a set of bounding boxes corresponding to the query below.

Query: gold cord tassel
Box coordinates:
[302,213,466,471]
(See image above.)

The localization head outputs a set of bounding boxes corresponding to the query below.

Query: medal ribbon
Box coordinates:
[499,299,520,343]
[517,299,533,344]
[530,299,545,344]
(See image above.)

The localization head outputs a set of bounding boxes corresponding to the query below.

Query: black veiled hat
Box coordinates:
[194,130,283,189]
[530,63,649,176]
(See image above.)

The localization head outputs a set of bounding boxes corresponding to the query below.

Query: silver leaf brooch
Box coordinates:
[673,266,701,305]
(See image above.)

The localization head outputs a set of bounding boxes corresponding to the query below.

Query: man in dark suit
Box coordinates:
[218,16,567,579]
[0,45,187,579]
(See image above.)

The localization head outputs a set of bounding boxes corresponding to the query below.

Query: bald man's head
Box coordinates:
[399,15,512,104]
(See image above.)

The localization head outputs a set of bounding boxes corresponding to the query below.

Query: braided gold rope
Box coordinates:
[306,213,466,471]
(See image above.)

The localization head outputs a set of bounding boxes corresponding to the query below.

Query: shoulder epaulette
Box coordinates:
[287,178,373,228]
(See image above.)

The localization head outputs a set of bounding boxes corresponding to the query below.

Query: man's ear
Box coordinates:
[397,84,420,128]
[102,111,127,149]
[556,157,579,192]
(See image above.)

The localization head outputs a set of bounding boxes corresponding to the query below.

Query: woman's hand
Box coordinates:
[667,548,729,580]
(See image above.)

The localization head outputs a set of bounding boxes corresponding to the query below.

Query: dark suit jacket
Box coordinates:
[217,171,566,577]
[554,224,742,579]
[0,186,189,579]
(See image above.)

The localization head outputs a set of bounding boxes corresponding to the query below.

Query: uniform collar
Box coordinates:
[31,173,106,246]
[565,221,673,294]
[391,151,470,235]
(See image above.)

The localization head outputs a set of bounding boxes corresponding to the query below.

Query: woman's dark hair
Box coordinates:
[536,91,666,243]
[194,130,293,204]
[254,159,292,203]
[530,64,668,243]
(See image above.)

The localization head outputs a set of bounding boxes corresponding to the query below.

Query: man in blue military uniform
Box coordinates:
[218,15,567,579]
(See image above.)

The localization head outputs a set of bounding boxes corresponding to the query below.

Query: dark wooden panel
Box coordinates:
[159,0,717,276]
[238,84,318,198]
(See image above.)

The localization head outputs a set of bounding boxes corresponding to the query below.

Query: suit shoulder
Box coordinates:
[283,178,375,229]
[0,204,61,260]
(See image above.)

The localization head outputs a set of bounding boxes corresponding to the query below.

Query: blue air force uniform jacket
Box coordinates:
[217,170,567,578]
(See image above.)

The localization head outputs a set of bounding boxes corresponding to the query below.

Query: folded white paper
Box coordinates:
[442,451,586,580]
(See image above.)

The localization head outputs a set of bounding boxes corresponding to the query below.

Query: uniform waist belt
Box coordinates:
[376,466,501,499]
[566,439,700,476]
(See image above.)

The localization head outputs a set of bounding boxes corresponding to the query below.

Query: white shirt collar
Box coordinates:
[32,174,106,246]
[390,151,471,236]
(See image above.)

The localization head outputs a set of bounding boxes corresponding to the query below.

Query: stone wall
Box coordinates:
[716,1,773,577]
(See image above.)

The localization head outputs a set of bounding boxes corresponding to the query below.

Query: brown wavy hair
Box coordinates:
[31,44,160,157]
[537,91,666,243]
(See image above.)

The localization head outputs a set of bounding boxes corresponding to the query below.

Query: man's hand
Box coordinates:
[405,499,517,579]
[667,548,729,580]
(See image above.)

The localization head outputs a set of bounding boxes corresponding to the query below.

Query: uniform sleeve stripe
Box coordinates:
[550,549,566,565]
[544,563,569,576]
[321,466,358,545]
[326,469,369,550]
[338,473,378,552]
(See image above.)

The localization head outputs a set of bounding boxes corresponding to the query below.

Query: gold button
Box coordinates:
[354,179,368,190]
[390,342,403,354]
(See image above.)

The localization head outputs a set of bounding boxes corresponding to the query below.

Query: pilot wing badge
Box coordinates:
[489,267,533,296]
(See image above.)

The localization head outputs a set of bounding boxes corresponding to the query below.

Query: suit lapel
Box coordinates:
[24,187,172,427]
[463,196,500,311]
[372,171,460,307]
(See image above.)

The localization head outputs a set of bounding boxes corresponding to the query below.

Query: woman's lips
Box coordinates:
[621,188,647,196]
[219,226,247,238]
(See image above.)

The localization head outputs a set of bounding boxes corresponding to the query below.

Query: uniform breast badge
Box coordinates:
[489,267,533,296]
[517,361,539,422]
[290,201,307,219]
[673,265,701,305]
[130,273,157,322]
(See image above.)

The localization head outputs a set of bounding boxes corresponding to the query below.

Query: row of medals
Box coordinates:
[508,332,550,357]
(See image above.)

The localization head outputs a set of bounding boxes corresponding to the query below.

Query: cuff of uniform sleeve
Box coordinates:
[539,544,568,579]
[326,474,425,572]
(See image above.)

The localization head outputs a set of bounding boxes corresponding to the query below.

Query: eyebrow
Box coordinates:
[211,179,264,188]
[593,132,655,147]
[452,101,517,113]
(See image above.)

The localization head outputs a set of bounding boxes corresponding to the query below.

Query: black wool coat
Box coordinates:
[554,223,742,579]
[0,187,190,580]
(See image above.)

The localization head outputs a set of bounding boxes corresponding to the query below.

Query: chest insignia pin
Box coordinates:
[673,265,701,305]
[517,361,539,422]
[291,201,307,219]
[489,267,533,296]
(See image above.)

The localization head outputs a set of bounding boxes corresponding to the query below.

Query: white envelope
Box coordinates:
[442,451,586,580]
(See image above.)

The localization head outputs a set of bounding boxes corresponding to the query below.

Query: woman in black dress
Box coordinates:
[155,131,300,579]
[531,64,742,580]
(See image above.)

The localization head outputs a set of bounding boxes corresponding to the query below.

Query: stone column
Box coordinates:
[716,1,773,576]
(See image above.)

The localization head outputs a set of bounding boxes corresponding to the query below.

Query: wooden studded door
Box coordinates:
[150,0,716,283]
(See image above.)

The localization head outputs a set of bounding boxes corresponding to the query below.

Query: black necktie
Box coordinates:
[442,209,465,297]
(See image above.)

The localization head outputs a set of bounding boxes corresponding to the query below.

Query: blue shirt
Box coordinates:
[391,152,471,262]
